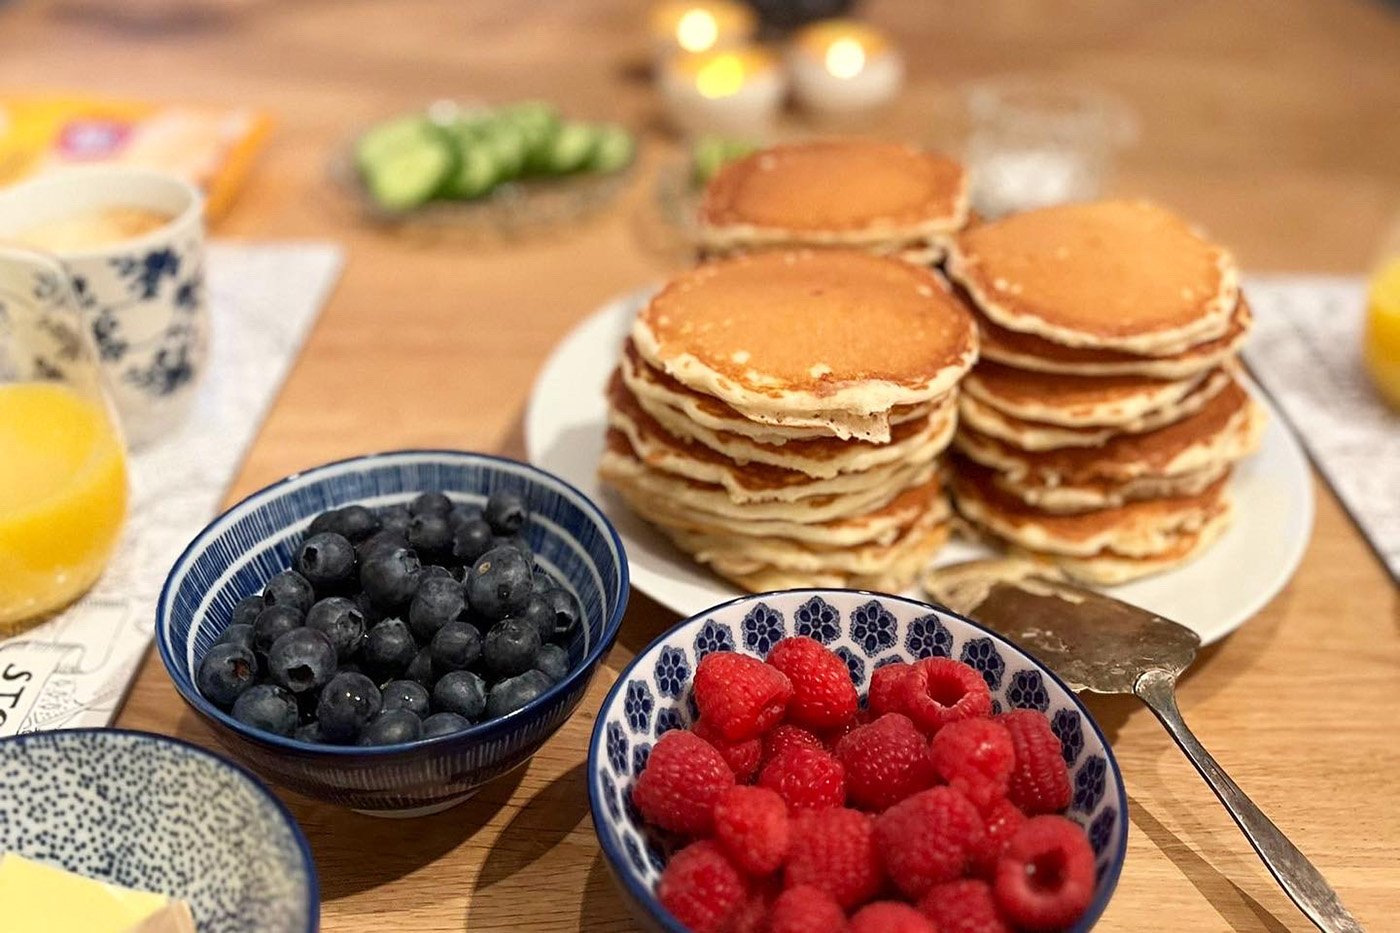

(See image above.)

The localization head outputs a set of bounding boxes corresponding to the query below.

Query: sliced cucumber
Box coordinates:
[501,101,560,149]
[441,145,500,200]
[355,116,438,173]
[363,139,455,212]
[588,124,635,174]
[481,121,528,180]
[536,121,598,175]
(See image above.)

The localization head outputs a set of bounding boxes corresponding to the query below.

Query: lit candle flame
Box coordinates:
[695,52,746,98]
[677,9,720,53]
[824,37,866,79]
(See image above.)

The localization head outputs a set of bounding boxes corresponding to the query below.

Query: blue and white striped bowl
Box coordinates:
[157,450,629,816]
[587,590,1127,932]
[0,728,317,932]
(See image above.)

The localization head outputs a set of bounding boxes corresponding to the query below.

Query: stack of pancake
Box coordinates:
[600,248,978,591]
[696,138,969,265]
[944,200,1263,584]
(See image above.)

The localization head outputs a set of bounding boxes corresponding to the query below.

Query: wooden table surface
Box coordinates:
[3,0,1399,929]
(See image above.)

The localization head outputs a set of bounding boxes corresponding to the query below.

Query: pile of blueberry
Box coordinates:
[195,490,582,746]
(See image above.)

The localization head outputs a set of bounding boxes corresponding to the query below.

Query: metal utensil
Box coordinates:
[922,559,1364,933]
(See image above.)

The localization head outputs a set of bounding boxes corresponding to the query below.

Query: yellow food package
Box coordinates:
[0,95,271,221]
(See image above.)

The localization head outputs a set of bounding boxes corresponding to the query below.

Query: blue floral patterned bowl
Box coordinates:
[157,450,629,816]
[0,728,317,932]
[587,589,1127,932]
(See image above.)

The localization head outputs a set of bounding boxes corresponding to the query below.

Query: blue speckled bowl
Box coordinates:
[0,728,317,932]
[587,590,1127,932]
[157,450,629,815]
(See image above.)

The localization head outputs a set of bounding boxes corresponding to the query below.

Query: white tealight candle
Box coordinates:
[789,19,905,114]
[650,0,756,63]
[660,46,786,137]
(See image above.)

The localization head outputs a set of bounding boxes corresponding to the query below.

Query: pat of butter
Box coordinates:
[0,853,197,932]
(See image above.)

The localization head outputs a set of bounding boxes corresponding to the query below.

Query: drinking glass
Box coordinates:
[963,78,1139,218]
[0,247,129,634]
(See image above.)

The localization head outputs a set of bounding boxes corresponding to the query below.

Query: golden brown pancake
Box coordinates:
[697,139,968,251]
[953,377,1261,485]
[962,360,1214,428]
[968,455,1230,514]
[948,200,1238,354]
[973,299,1253,378]
[632,249,978,442]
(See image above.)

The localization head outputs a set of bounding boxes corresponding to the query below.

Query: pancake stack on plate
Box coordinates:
[695,138,970,265]
[944,200,1264,584]
[600,248,978,591]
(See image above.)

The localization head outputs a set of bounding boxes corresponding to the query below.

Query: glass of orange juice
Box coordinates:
[0,246,129,634]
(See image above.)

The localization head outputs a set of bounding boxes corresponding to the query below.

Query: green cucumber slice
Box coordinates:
[363,140,455,212]
[442,145,499,200]
[538,121,598,175]
[588,124,635,174]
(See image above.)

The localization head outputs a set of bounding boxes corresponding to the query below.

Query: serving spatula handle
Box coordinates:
[1133,668,1364,933]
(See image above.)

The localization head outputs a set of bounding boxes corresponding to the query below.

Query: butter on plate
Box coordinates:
[0,853,197,932]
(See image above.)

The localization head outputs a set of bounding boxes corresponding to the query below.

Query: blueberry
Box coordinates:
[317,671,381,742]
[404,647,435,688]
[491,535,533,564]
[534,644,569,684]
[410,491,453,517]
[296,532,357,591]
[408,512,452,559]
[267,628,338,694]
[381,679,431,719]
[360,546,422,607]
[263,570,315,614]
[378,505,412,537]
[447,503,483,531]
[354,591,389,627]
[467,546,533,621]
[483,618,541,678]
[420,565,454,581]
[305,596,365,661]
[231,593,265,627]
[422,711,472,738]
[429,620,482,673]
[253,605,303,656]
[484,491,528,536]
[486,670,552,719]
[432,670,486,720]
[359,529,409,564]
[531,568,557,594]
[358,708,423,746]
[518,595,556,644]
[363,618,417,677]
[408,575,465,641]
[196,643,257,706]
[540,586,582,641]
[294,721,326,744]
[450,518,495,565]
[309,504,381,542]
[232,684,299,737]
[214,623,256,653]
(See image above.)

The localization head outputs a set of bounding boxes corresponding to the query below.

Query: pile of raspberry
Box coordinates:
[631,637,1097,933]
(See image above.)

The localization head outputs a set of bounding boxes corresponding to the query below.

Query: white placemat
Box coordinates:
[0,242,343,735]
[1245,274,1400,583]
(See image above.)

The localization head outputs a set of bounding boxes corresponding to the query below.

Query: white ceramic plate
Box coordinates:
[526,288,1314,646]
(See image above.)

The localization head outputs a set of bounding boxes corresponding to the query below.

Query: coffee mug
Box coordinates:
[0,167,208,448]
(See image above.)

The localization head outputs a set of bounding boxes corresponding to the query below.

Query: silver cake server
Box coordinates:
[921,559,1364,933]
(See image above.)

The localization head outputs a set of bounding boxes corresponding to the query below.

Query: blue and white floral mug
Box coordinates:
[0,167,208,448]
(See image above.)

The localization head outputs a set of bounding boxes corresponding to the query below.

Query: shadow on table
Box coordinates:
[1129,794,1293,932]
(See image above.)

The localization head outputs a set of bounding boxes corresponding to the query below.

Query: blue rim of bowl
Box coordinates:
[156,449,630,757]
[0,726,320,931]
[586,588,1129,933]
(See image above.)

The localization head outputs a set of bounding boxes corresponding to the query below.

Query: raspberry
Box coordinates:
[821,714,865,750]
[714,786,790,876]
[929,717,1015,808]
[766,637,859,730]
[633,730,735,836]
[693,717,764,782]
[999,710,1071,815]
[835,713,935,811]
[850,902,936,933]
[869,661,916,717]
[971,797,1027,878]
[657,840,750,933]
[768,885,848,933]
[919,879,1012,933]
[875,786,985,899]
[784,808,884,909]
[728,891,772,933]
[900,658,993,735]
[763,723,826,765]
[994,815,1096,931]
[694,650,794,741]
[758,746,846,812]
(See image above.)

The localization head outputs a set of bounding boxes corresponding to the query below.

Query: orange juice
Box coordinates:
[1364,257,1400,410]
[0,382,128,631]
